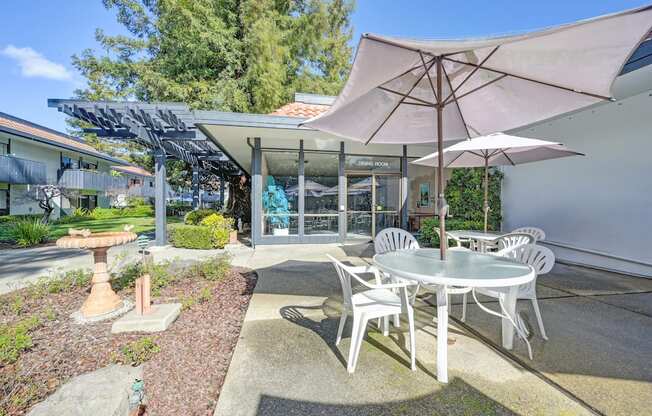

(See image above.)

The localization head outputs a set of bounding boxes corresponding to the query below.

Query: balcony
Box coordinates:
[0,154,47,184]
[126,184,155,198]
[58,169,127,192]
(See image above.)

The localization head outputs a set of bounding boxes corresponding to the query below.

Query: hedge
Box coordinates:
[418,217,487,248]
[168,224,214,249]
[184,209,218,225]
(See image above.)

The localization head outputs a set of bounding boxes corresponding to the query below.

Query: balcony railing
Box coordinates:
[58,169,128,192]
[0,155,47,185]
[126,184,155,198]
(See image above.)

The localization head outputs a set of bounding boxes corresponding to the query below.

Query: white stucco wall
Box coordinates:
[503,88,652,277]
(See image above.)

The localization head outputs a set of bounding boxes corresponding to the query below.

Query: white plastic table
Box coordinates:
[373,248,534,383]
[447,230,505,252]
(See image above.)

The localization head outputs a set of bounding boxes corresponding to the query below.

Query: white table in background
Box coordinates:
[447,230,505,252]
[373,248,534,383]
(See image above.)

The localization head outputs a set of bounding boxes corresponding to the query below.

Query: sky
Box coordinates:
[0,0,648,133]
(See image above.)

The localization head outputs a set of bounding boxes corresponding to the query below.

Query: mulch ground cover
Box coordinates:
[0,262,257,416]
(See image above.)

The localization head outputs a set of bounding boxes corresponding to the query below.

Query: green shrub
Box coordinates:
[10,220,50,247]
[119,337,160,366]
[89,207,121,220]
[123,205,154,217]
[193,255,231,281]
[27,269,92,298]
[112,260,177,295]
[0,316,41,365]
[418,217,487,248]
[184,209,218,225]
[200,213,234,248]
[444,168,503,227]
[168,224,214,249]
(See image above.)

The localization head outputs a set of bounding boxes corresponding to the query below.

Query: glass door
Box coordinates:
[346,175,373,239]
[374,175,401,235]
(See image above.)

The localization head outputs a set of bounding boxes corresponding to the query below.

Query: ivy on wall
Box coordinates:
[444,167,503,229]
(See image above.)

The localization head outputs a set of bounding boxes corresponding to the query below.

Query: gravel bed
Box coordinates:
[0,266,257,415]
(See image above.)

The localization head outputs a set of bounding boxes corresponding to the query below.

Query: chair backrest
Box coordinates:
[374,228,419,254]
[501,244,555,297]
[495,233,534,254]
[512,226,546,242]
[326,254,355,306]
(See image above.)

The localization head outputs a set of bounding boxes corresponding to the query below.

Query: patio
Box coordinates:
[216,243,652,415]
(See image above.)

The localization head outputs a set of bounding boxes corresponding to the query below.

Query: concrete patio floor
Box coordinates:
[216,244,652,415]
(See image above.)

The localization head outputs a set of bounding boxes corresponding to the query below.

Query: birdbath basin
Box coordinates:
[57,230,137,318]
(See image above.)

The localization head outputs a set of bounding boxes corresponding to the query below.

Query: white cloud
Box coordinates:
[1,45,72,81]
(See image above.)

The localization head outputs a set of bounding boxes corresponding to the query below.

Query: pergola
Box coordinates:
[48,99,240,246]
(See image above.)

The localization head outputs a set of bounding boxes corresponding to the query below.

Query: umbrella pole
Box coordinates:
[436,57,447,260]
[483,156,489,233]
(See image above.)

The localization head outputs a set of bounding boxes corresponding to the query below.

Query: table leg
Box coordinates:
[501,285,519,349]
[436,285,448,383]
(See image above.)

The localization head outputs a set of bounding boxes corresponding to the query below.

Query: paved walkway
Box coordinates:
[0,243,232,294]
[216,244,652,415]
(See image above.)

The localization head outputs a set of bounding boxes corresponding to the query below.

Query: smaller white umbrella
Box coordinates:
[412,133,583,232]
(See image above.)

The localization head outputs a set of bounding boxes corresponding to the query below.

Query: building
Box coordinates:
[0,112,152,218]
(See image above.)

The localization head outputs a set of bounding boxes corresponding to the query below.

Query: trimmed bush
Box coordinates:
[184,209,218,225]
[10,220,50,247]
[418,217,487,248]
[200,213,234,249]
[168,224,214,249]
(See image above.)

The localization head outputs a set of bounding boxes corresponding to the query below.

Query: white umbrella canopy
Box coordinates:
[302,5,652,259]
[412,133,584,231]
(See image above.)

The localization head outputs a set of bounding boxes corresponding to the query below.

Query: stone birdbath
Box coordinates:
[57,227,137,319]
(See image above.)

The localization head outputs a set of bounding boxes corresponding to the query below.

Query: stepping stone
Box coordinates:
[111,303,181,334]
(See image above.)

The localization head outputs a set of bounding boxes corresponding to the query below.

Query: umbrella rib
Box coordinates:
[444,150,467,168]
[419,51,438,103]
[365,59,437,145]
[443,46,500,104]
[441,63,472,139]
[380,58,437,90]
[442,57,613,101]
[500,149,517,166]
[378,86,436,106]
[448,74,508,104]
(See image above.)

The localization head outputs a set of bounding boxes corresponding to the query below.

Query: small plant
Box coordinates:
[27,268,92,299]
[9,220,50,247]
[198,286,213,303]
[193,255,231,281]
[180,295,197,311]
[184,209,218,225]
[0,315,41,365]
[119,337,160,366]
[10,295,24,315]
[43,306,57,321]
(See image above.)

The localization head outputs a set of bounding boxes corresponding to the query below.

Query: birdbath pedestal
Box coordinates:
[57,230,137,319]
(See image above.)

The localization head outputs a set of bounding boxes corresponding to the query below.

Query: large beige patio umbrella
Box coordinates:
[302,5,652,259]
[412,133,583,232]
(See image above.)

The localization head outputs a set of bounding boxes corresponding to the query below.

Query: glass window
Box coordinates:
[80,160,97,170]
[407,159,438,233]
[262,151,298,236]
[304,152,339,235]
[61,156,78,170]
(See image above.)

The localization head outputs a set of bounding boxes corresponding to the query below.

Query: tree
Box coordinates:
[444,168,503,229]
[25,185,80,224]
[71,0,354,116]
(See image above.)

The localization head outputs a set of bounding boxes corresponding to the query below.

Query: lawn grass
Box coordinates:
[0,216,182,243]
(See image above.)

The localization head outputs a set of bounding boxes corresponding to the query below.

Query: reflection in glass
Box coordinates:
[375,175,401,233]
[262,151,298,235]
[304,152,339,235]
[347,176,372,238]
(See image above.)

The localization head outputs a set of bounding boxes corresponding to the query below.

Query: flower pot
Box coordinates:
[272,228,289,236]
[229,230,238,244]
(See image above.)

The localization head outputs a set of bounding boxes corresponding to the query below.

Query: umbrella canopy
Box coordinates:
[412,133,583,231]
[303,5,652,259]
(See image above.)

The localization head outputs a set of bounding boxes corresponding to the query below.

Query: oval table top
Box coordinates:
[373,248,534,287]
[446,230,505,241]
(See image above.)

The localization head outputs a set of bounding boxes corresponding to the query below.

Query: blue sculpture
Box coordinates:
[263,177,290,229]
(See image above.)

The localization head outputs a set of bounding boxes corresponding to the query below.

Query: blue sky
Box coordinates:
[0,0,648,133]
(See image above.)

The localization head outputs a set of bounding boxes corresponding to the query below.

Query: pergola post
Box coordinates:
[154,148,167,246]
[191,164,200,210]
[219,178,225,209]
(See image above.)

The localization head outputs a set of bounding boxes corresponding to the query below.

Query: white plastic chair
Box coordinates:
[374,227,420,254]
[512,227,546,242]
[476,244,555,340]
[492,233,534,256]
[327,254,416,374]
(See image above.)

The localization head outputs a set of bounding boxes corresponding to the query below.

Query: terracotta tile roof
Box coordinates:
[0,112,126,164]
[270,102,330,118]
[111,165,153,177]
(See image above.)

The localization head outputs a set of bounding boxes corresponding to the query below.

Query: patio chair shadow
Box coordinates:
[255,377,520,416]
[281,304,441,379]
